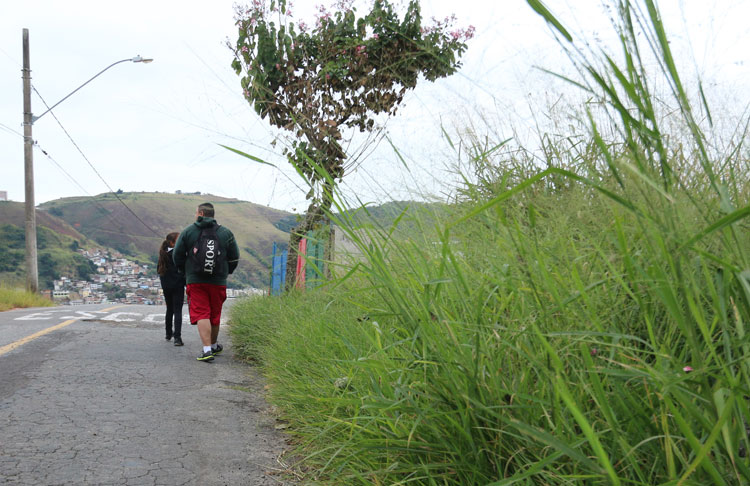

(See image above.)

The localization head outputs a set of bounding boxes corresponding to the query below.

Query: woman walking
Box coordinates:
[157,232,186,346]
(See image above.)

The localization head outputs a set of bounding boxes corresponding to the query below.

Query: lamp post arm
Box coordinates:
[32,58,133,123]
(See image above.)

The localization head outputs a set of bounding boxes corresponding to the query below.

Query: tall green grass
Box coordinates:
[230,1,750,484]
[0,284,54,312]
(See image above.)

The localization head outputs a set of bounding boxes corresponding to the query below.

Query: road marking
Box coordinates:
[15,311,64,321]
[0,319,77,357]
[101,312,140,322]
[100,305,124,312]
[0,305,123,357]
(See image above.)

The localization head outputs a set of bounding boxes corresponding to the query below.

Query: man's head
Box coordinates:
[196,202,215,219]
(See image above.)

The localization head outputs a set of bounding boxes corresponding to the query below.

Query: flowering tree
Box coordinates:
[231,0,474,287]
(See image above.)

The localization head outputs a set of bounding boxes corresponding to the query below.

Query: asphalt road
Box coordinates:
[0,303,292,485]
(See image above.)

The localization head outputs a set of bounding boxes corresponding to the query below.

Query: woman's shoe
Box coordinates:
[165,334,172,341]
[173,337,184,346]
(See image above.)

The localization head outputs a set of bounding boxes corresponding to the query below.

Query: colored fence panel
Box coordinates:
[295,238,307,289]
[304,230,326,289]
[270,242,288,296]
[270,226,330,295]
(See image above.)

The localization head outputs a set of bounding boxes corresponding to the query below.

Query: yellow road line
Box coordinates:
[0,319,77,357]
[0,305,124,357]
[100,305,123,312]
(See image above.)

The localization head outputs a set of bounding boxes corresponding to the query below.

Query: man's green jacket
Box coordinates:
[173,216,240,286]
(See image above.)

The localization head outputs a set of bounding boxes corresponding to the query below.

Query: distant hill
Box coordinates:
[0,200,90,242]
[336,200,447,235]
[0,201,97,289]
[39,192,296,288]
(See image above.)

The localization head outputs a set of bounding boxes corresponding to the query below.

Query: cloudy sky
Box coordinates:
[1,0,748,212]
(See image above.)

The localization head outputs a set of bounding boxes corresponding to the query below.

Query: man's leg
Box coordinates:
[211,324,220,345]
[189,283,215,362]
[197,319,212,346]
[208,284,227,348]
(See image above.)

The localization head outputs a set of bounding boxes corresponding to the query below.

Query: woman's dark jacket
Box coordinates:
[159,247,186,291]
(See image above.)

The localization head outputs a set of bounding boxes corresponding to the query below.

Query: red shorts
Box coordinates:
[186,283,227,326]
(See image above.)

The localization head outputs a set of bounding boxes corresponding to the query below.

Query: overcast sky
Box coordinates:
[1,0,749,212]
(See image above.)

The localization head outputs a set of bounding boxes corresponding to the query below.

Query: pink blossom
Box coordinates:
[334,0,354,11]
[315,10,331,28]
[243,89,250,98]
[373,33,379,40]
[590,348,598,356]
[241,45,249,53]
[683,366,693,373]
[275,63,281,69]
[325,74,331,80]
[298,21,307,31]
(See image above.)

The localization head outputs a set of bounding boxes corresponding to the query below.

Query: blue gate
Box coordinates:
[270,242,288,296]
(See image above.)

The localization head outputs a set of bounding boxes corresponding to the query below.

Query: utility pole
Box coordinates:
[22,28,38,293]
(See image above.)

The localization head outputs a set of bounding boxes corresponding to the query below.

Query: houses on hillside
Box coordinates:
[44,248,263,305]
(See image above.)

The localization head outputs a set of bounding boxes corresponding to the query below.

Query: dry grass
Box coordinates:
[0,285,54,311]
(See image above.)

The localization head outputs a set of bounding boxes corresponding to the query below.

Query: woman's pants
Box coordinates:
[164,287,185,338]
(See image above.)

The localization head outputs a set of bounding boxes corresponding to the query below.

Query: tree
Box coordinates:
[74,255,97,281]
[231,0,473,288]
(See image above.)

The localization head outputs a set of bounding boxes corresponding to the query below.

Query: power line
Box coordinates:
[15,122,158,239]
[0,121,23,138]
[34,142,91,195]
[3,117,156,244]
[0,45,20,68]
[31,85,161,237]
[33,141,165,242]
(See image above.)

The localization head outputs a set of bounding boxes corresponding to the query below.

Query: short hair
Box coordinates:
[198,202,215,217]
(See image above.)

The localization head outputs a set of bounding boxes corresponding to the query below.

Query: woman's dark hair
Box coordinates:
[157,232,179,276]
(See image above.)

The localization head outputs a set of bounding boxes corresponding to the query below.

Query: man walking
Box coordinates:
[174,202,240,362]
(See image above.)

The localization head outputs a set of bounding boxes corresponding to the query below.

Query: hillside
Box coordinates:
[0,201,97,289]
[39,192,296,287]
[0,200,90,241]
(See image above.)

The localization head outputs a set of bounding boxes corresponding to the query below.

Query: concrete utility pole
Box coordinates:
[22,28,38,293]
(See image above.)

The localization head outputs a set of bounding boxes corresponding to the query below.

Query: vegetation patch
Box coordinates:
[0,285,54,312]
[229,1,750,484]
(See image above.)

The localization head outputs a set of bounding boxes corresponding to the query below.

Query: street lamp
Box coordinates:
[22,27,153,292]
[32,55,153,124]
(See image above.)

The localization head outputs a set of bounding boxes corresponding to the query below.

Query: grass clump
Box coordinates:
[230,1,750,484]
[0,285,54,312]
